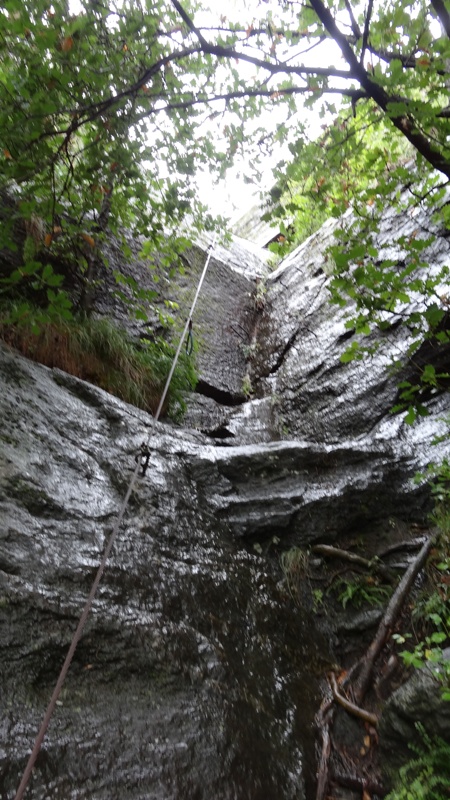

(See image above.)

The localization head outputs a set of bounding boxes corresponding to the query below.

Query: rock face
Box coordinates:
[1,196,450,799]
[91,233,271,411]
[0,345,328,800]
[380,649,450,778]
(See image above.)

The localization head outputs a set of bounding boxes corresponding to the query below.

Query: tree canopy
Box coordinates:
[3,0,450,241]
[1,0,450,411]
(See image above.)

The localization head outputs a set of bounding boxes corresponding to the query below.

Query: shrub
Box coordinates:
[386,724,450,800]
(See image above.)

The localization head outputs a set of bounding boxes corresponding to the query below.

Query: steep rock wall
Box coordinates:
[2,195,450,799]
[0,345,328,800]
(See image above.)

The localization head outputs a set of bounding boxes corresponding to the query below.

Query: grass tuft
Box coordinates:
[0,302,197,419]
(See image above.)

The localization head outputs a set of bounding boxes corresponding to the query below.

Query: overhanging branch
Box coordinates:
[360,0,374,65]
[431,0,450,39]
[309,0,450,180]
[170,0,352,79]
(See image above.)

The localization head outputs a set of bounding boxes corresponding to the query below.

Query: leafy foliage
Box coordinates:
[385,724,450,800]
[332,575,392,609]
[268,104,415,251]
[0,0,235,319]
[2,0,450,420]
[3,0,450,264]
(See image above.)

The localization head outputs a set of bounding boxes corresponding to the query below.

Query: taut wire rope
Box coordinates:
[14,233,217,800]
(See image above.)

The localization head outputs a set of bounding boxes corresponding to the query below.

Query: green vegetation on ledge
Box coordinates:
[0,303,197,419]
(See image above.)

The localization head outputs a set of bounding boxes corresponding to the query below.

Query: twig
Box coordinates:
[329,672,378,726]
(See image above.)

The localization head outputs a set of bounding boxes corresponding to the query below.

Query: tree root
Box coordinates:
[329,672,378,726]
[315,696,334,800]
[314,531,437,799]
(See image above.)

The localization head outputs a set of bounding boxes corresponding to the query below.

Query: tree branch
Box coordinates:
[171,0,209,46]
[312,543,394,580]
[343,0,361,40]
[352,533,436,703]
[133,84,365,113]
[309,0,450,179]
[360,0,374,65]
[431,0,450,39]
[171,0,352,79]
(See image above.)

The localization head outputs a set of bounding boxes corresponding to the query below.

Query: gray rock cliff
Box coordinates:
[0,345,326,800]
[1,198,450,799]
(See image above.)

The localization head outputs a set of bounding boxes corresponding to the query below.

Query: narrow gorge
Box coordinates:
[1,197,450,800]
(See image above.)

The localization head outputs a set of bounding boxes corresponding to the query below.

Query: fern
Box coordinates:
[386,724,450,800]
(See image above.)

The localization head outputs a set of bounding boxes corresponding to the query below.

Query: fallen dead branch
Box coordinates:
[330,770,385,796]
[351,533,436,703]
[314,531,437,799]
[329,672,378,726]
[312,544,394,580]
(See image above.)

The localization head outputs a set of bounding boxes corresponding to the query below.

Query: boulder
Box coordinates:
[380,649,450,776]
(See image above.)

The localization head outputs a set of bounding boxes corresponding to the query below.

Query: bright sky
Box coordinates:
[184,0,344,219]
[65,0,442,220]
[66,0,303,218]
[195,105,332,221]
[67,0,343,219]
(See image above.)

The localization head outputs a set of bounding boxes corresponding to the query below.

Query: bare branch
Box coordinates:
[352,533,436,703]
[360,0,374,65]
[343,0,361,40]
[312,543,395,580]
[431,0,450,39]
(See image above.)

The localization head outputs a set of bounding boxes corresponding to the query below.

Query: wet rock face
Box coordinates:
[0,346,327,800]
[91,235,266,408]
[258,206,450,444]
[2,192,450,800]
[192,201,450,451]
[196,204,450,544]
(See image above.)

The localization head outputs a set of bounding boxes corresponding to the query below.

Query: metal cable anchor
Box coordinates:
[136,442,151,476]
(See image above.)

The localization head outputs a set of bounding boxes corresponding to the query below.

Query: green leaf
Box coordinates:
[425,305,444,329]
[430,632,447,644]
[404,406,417,426]
[429,612,444,625]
